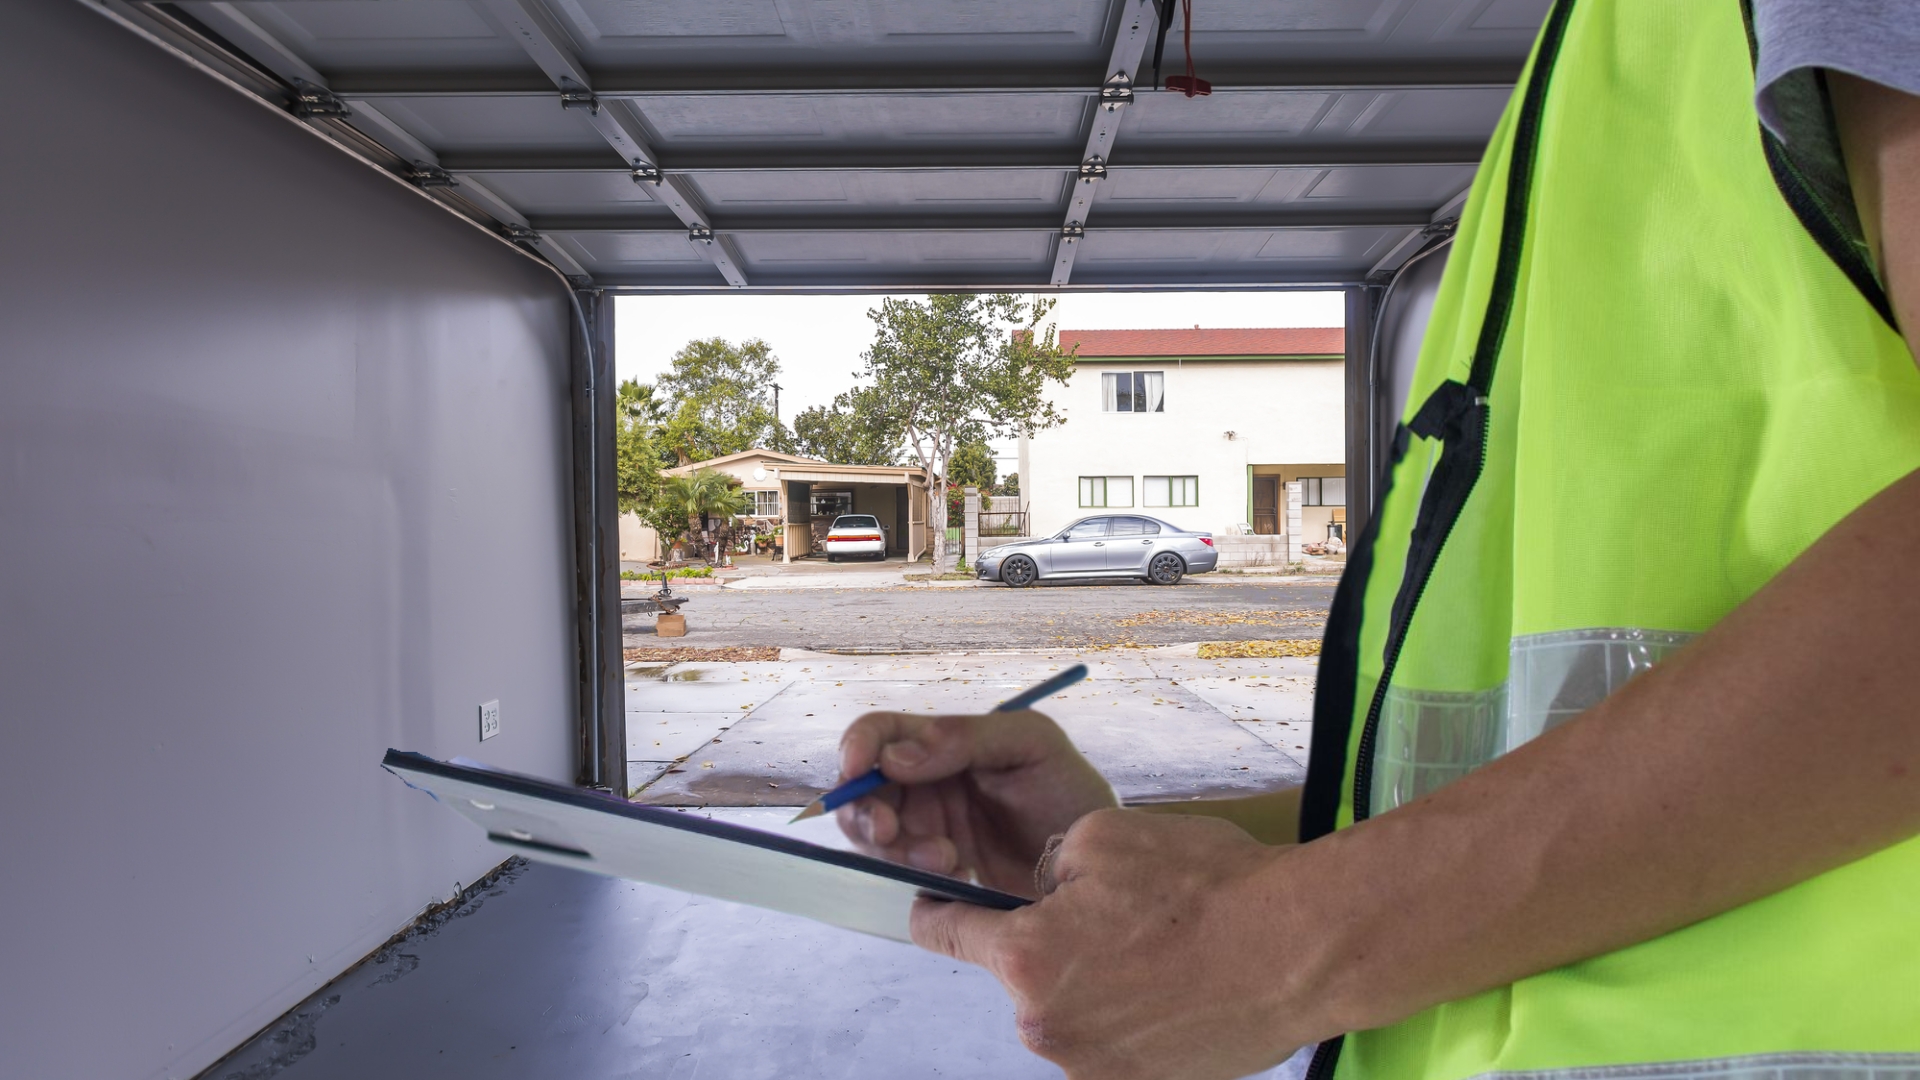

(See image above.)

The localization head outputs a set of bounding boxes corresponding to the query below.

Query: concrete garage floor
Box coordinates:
[206,811,1314,1080]
[623,651,1318,805]
[209,617,1327,1077]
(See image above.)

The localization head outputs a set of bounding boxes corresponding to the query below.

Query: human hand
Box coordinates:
[911,809,1322,1080]
[835,708,1118,896]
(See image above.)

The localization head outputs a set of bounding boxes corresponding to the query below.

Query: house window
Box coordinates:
[1078,476,1134,508]
[751,490,780,517]
[1143,475,1199,508]
[1101,371,1165,413]
[1301,476,1346,507]
[810,490,853,518]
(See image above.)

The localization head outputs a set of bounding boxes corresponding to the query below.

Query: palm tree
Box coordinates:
[660,469,752,565]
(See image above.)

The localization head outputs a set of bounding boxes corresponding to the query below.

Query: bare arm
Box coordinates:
[1833,73,1920,330]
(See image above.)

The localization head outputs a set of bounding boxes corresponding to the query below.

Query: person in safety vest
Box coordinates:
[834,3,1920,1079]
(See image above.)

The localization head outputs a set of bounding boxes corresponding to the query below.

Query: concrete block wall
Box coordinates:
[1286,481,1307,564]
[1213,536,1291,568]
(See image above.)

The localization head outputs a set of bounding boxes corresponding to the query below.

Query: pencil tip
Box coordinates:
[789,802,823,824]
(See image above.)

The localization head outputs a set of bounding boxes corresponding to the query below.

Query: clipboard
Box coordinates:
[382,750,1028,942]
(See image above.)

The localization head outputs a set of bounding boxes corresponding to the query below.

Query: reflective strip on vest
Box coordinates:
[1371,628,1695,814]
[1458,1052,1920,1079]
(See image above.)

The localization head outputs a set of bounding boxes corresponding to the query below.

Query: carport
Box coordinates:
[2,2,1535,1077]
[777,463,932,562]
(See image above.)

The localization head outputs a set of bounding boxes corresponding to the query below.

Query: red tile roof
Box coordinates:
[1058,327,1344,358]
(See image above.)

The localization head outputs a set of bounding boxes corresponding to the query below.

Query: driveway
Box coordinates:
[622,650,1319,808]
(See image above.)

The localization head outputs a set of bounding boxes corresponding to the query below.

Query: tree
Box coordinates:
[656,337,791,464]
[615,378,687,544]
[659,468,752,564]
[947,440,997,490]
[998,472,1020,497]
[860,294,1074,567]
[791,385,905,465]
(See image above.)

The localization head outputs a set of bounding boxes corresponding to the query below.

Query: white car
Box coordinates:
[824,514,886,562]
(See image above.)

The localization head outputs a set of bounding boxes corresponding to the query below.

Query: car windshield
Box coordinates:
[833,515,880,529]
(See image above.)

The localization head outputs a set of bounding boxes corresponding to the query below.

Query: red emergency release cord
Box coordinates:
[1165,0,1211,97]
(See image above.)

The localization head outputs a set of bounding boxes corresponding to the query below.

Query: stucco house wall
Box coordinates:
[1024,341,1346,540]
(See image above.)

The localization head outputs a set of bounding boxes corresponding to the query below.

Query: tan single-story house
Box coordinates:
[619,449,933,564]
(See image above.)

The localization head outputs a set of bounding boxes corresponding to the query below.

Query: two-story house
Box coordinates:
[1019,327,1347,564]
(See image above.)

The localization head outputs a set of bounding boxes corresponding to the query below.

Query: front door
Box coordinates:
[1252,476,1280,535]
[1048,518,1110,573]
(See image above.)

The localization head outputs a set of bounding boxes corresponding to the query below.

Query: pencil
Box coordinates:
[789,663,1089,823]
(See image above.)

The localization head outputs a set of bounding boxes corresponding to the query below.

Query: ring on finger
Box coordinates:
[1034,832,1069,897]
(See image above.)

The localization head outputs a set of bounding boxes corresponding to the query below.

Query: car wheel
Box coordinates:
[1147,552,1185,585]
[827,553,838,563]
[1001,555,1037,588]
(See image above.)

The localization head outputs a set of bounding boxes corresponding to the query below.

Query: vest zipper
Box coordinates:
[1301,0,1579,1070]
[1351,389,1488,824]
[1304,1036,1342,1080]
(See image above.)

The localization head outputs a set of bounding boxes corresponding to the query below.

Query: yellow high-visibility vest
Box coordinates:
[1301,2,1920,1077]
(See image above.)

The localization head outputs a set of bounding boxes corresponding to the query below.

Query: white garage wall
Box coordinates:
[0,6,578,1079]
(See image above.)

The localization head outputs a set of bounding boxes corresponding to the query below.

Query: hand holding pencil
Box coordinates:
[822,664,1119,898]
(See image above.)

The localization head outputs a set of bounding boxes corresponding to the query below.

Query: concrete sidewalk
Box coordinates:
[623,649,1315,806]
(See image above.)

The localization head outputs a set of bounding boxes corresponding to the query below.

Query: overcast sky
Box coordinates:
[613,291,1345,468]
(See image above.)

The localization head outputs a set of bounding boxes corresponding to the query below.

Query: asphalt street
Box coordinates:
[624,576,1338,651]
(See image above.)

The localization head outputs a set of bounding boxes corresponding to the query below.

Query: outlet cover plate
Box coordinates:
[479,699,501,741]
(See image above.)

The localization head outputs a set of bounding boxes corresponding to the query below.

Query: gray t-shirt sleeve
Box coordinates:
[1752,0,1920,263]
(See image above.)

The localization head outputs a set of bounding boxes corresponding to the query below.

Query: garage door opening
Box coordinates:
[610,290,1355,816]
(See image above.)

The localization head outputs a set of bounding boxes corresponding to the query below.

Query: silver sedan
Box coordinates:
[975,514,1219,587]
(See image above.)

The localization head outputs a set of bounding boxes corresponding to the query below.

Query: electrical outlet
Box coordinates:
[479,699,501,741]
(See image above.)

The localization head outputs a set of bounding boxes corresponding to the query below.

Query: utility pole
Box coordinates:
[771,382,782,421]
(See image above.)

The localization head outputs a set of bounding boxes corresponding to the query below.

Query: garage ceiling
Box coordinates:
[102,0,1547,290]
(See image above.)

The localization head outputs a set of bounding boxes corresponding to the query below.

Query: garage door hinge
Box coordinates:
[290,82,352,119]
[631,164,663,185]
[689,224,715,244]
[1061,222,1086,242]
[500,223,540,243]
[408,163,459,188]
[1078,157,1108,182]
[1099,85,1134,110]
[559,90,600,114]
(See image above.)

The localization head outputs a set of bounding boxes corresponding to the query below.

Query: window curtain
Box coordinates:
[1141,371,1164,412]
